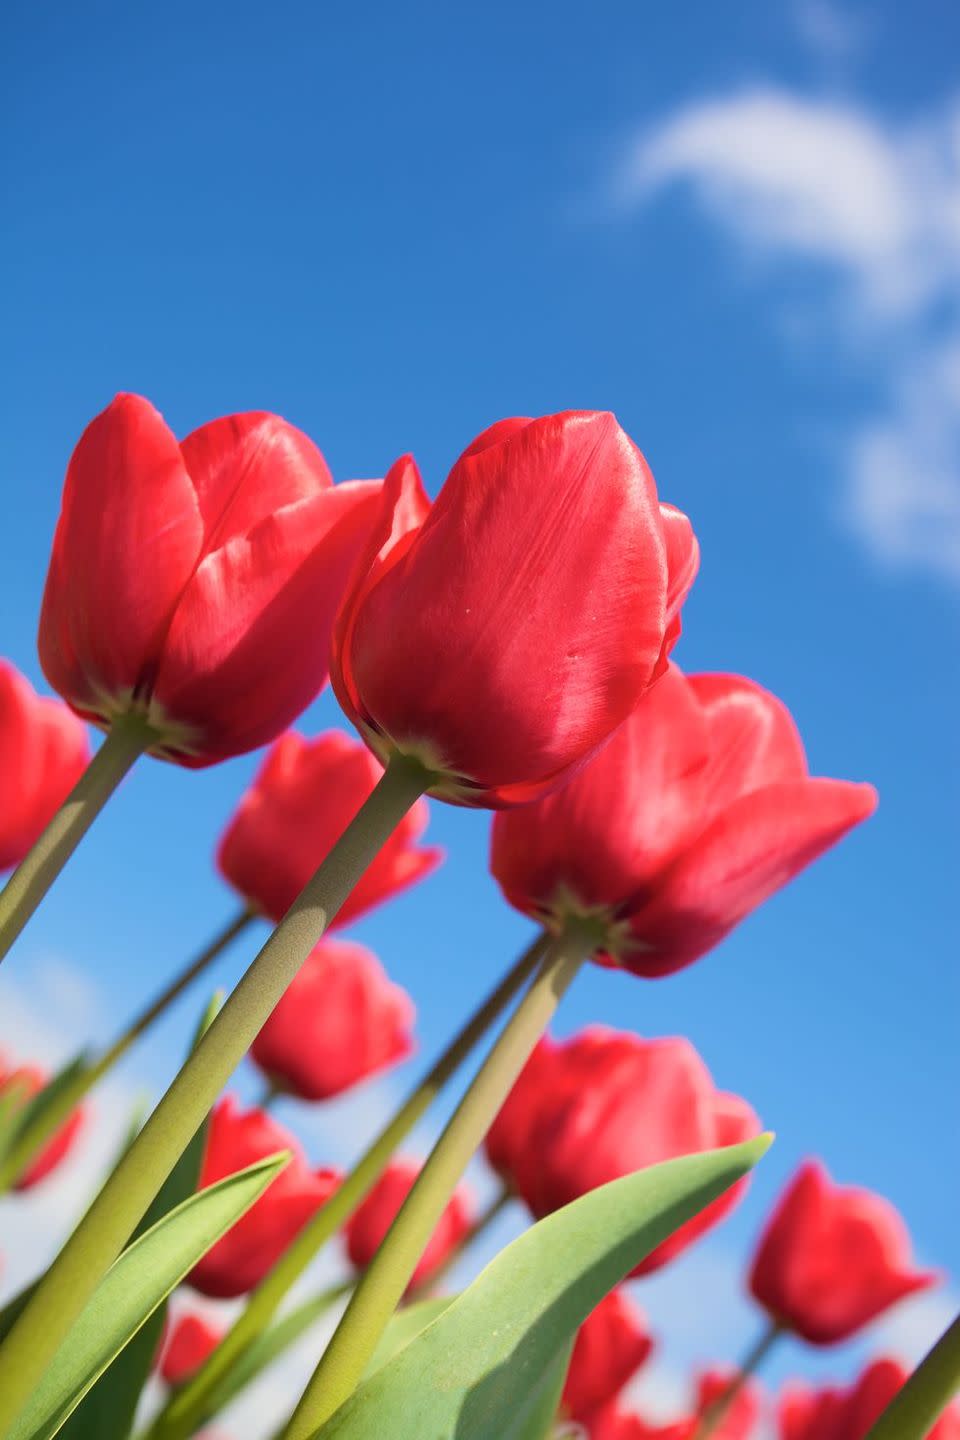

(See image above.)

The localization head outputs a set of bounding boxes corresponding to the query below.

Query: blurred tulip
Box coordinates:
[563,1289,654,1425]
[0,1056,85,1190]
[779,1358,960,1440]
[345,1158,473,1292]
[250,937,415,1101]
[39,394,382,766]
[589,1367,760,1439]
[218,729,441,925]
[0,660,89,870]
[750,1160,936,1344]
[492,664,877,976]
[486,1027,759,1273]
[188,1096,341,1297]
[158,1311,223,1386]
[331,412,698,807]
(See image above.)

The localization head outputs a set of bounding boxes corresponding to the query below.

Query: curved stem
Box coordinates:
[0,907,254,1191]
[866,1311,960,1440]
[284,922,589,1440]
[694,1319,782,1440]
[0,752,431,1437]
[0,714,153,963]
[425,1181,513,1293]
[150,931,547,1440]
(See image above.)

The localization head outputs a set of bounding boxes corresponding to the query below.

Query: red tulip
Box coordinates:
[589,1369,760,1440]
[187,1096,341,1297]
[250,937,416,1101]
[491,663,877,975]
[779,1358,960,1440]
[750,1160,936,1344]
[0,660,89,870]
[39,394,383,766]
[0,1057,85,1190]
[158,1312,223,1386]
[486,1027,759,1273]
[331,412,698,807]
[345,1158,473,1292]
[218,729,441,925]
[563,1289,654,1425]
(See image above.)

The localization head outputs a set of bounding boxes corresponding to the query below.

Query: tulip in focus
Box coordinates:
[218,729,441,925]
[158,1311,224,1387]
[562,1289,654,1427]
[331,412,699,806]
[250,937,416,1101]
[187,1096,342,1297]
[0,1056,85,1190]
[345,1158,473,1292]
[0,660,89,870]
[779,1357,960,1440]
[750,1159,936,1344]
[492,663,877,975]
[39,394,383,766]
[486,1027,760,1272]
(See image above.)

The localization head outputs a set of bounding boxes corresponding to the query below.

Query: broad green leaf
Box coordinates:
[365,1297,453,1377]
[316,1135,771,1440]
[510,1342,572,1440]
[53,993,224,1440]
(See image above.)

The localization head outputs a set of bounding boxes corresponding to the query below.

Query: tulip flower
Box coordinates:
[590,1369,760,1439]
[750,1159,936,1344]
[39,393,382,767]
[249,937,416,1101]
[562,1289,654,1426]
[0,1057,85,1190]
[331,412,698,807]
[486,1027,759,1273]
[344,1158,473,1292]
[491,663,877,975]
[187,1097,341,1298]
[779,1358,960,1440]
[158,1312,224,1387]
[218,729,441,926]
[0,660,89,871]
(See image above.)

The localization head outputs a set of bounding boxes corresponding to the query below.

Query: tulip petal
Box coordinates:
[690,674,809,809]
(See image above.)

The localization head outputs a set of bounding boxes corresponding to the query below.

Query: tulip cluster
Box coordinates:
[0,391,949,1440]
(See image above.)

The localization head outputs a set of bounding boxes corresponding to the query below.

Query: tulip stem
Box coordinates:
[0,751,432,1438]
[425,1181,513,1292]
[0,713,154,964]
[282,920,591,1440]
[0,906,254,1192]
[866,1310,960,1440]
[148,931,548,1440]
[693,1320,782,1440]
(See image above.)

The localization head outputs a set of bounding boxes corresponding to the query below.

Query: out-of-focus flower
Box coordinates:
[187,1096,341,1297]
[562,1289,654,1425]
[331,412,698,807]
[750,1160,936,1344]
[589,1367,760,1439]
[0,660,89,870]
[492,664,877,976]
[486,1027,759,1273]
[250,937,415,1101]
[779,1358,960,1440]
[218,729,441,925]
[345,1158,473,1292]
[39,394,383,766]
[0,1056,85,1190]
[158,1312,223,1386]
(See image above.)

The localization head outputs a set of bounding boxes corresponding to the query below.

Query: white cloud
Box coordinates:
[615,86,960,582]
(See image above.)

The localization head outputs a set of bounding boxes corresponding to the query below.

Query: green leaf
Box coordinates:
[9,1150,290,1440]
[316,1135,772,1440]
[0,1075,33,1163]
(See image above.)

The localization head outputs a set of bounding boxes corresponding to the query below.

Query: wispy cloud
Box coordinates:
[791,0,869,68]
[613,85,960,582]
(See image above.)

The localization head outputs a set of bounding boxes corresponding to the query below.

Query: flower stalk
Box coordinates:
[866,1311,960,1440]
[693,1320,782,1440]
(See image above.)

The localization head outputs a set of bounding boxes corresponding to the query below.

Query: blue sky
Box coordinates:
[1,0,958,1430]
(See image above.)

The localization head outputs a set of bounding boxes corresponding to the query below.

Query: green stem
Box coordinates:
[424,1181,513,1293]
[257,1076,285,1111]
[866,1311,960,1440]
[284,922,589,1440]
[693,1319,782,1440]
[0,752,431,1438]
[0,714,153,963]
[0,907,254,1192]
[150,931,547,1440]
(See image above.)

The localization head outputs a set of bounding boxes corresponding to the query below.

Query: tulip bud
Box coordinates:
[0,660,89,871]
[345,1158,473,1292]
